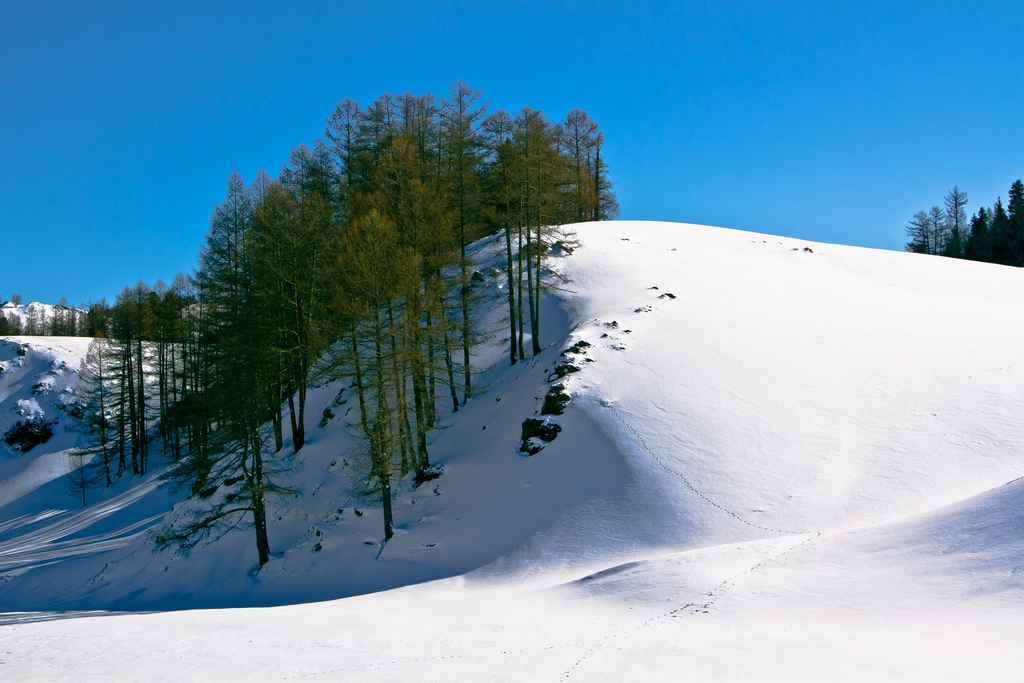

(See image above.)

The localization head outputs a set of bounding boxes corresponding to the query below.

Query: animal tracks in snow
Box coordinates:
[610,406,810,536]
[562,532,828,679]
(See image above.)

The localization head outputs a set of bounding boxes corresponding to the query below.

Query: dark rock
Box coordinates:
[521,417,562,455]
[541,384,571,415]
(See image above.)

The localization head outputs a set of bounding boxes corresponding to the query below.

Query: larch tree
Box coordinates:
[942,187,968,258]
[440,80,487,403]
[928,205,947,256]
[481,108,521,366]
[340,209,422,541]
[158,171,286,567]
[68,337,117,504]
[905,210,932,253]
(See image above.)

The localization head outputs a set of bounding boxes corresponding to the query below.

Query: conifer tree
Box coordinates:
[441,81,486,402]
[68,338,117,503]
[1006,180,1024,266]
[942,187,968,258]
[159,171,284,567]
[905,210,931,253]
[340,209,421,541]
[482,108,520,366]
[964,207,990,262]
[990,198,1013,265]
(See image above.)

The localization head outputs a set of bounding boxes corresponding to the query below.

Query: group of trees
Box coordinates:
[0,295,99,336]
[905,179,1024,265]
[68,82,617,567]
[69,277,195,503]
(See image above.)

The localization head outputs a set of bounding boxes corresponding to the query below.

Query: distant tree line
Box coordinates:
[905,179,1024,265]
[0,295,100,336]
[67,82,618,567]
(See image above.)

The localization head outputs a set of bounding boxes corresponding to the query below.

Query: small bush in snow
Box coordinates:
[414,463,444,487]
[3,419,55,453]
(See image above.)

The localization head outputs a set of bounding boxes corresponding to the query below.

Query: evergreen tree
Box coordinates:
[84,299,109,338]
[481,108,521,366]
[990,198,1013,265]
[158,171,285,567]
[942,187,968,258]
[905,210,932,253]
[924,205,947,256]
[1006,180,1024,266]
[70,338,117,500]
[964,207,991,262]
[340,209,422,541]
[440,80,487,403]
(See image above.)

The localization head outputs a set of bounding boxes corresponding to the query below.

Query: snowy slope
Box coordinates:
[0,337,92,508]
[3,221,1024,680]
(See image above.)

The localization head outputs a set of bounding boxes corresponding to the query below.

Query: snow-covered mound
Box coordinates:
[3,221,1023,680]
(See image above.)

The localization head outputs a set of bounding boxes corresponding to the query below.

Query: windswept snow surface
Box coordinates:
[3,221,1024,680]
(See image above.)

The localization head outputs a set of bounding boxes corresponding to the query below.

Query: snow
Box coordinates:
[0,302,85,333]
[2,221,1023,680]
[0,337,93,507]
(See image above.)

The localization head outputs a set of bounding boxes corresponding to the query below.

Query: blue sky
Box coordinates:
[2,0,1021,305]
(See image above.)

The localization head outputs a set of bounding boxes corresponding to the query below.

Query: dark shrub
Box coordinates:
[541,384,571,415]
[3,420,55,453]
[520,418,562,455]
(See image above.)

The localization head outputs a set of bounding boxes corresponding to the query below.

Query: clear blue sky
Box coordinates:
[2,0,1021,305]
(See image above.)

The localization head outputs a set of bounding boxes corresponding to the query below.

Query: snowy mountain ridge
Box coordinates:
[0,301,87,335]
[2,220,1023,681]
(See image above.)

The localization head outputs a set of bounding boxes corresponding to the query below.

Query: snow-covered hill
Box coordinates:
[0,337,91,508]
[0,301,86,335]
[3,221,1023,680]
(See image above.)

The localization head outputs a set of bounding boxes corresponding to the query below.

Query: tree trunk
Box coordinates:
[423,305,437,425]
[408,287,431,475]
[503,185,518,366]
[295,380,307,452]
[525,183,538,358]
[516,212,526,360]
[372,306,395,542]
[124,342,139,476]
[249,433,271,567]
[532,209,543,356]
[288,393,299,450]
[435,282,460,413]
[136,337,147,474]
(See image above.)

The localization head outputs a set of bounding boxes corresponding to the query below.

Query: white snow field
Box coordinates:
[2,221,1023,681]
